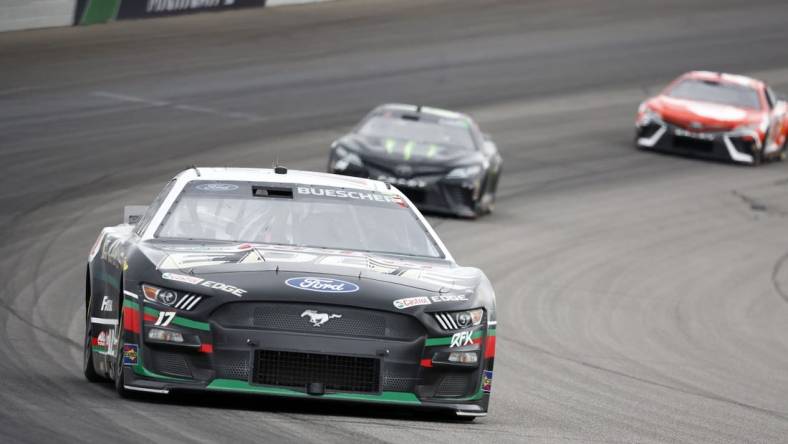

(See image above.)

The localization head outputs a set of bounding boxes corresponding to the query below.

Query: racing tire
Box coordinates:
[113,307,132,398]
[752,150,763,167]
[83,302,105,383]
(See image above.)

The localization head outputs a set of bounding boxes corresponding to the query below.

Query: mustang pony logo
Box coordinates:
[301,310,342,327]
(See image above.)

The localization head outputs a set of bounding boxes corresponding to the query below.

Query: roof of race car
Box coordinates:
[174,167,393,193]
[683,71,764,89]
[377,103,470,120]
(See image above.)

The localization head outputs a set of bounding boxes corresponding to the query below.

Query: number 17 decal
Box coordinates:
[154,311,176,327]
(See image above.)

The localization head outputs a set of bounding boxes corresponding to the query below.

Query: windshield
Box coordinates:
[358,115,476,152]
[667,79,761,109]
[156,181,442,258]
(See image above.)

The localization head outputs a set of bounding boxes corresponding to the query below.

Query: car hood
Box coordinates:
[339,134,480,167]
[134,242,484,312]
[651,96,764,131]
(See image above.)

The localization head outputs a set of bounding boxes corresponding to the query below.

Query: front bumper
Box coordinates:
[120,300,495,416]
[635,117,761,164]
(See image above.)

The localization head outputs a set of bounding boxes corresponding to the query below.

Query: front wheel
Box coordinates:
[113,309,132,397]
[83,313,105,382]
[752,149,763,166]
[83,293,106,382]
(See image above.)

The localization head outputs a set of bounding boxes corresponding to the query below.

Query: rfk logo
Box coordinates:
[450,331,474,347]
[300,310,342,327]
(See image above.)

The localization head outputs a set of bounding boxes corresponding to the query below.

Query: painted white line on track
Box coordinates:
[92,91,170,107]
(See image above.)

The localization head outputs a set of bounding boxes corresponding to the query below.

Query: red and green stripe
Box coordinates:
[122,300,210,332]
[424,329,484,347]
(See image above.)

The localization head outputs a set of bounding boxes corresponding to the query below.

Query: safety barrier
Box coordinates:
[0,0,76,32]
[0,0,330,32]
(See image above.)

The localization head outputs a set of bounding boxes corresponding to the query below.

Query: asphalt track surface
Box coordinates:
[2,1,788,442]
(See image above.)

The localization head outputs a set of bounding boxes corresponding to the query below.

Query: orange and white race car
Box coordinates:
[636,71,788,165]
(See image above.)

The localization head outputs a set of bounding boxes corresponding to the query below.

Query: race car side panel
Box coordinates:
[86,226,135,378]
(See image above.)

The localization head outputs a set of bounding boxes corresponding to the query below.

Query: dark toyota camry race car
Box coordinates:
[328,104,502,218]
[84,167,497,419]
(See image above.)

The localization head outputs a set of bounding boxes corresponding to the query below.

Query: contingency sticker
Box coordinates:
[393,297,431,309]
[161,272,247,297]
[482,370,493,393]
[162,272,204,285]
[122,344,138,366]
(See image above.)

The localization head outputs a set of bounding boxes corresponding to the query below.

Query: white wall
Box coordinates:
[0,0,76,32]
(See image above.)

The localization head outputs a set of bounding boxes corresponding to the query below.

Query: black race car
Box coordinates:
[84,167,497,419]
[328,104,502,218]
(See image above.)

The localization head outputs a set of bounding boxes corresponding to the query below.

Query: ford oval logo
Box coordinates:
[285,277,359,293]
[195,183,239,191]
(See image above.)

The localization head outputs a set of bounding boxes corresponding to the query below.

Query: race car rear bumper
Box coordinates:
[635,118,761,164]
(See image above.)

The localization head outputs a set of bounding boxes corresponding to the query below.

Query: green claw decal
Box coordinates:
[385,138,397,154]
[403,141,415,160]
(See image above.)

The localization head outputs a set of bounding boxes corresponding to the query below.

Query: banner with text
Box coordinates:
[74,0,267,25]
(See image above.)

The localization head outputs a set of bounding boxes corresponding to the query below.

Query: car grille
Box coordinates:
[212,302,425,341]
[150,351,192,378]
[400,187,426,204]
[435,373,472,397]
[727,137,755,155]
[446,185,472,207]
[252,350,380,393]
[638,123,661,139]
[673,135,713,152]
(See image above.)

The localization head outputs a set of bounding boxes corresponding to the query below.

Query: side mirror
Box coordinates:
[483,139,497,155]
[124,205,147,225]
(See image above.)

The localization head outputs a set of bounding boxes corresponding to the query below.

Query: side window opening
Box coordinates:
[134,179,176,236]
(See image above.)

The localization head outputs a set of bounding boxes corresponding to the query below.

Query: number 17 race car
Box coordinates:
[84,167,497,419]
[636,71,788,164]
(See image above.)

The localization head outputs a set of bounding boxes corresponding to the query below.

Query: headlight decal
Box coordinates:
[431,308,484,331]
[446,165,482,179]
[141,283,204,311]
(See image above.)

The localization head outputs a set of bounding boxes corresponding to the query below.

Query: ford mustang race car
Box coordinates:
[84,167,497,419]
[636,71,788,164]
[328,104,502,218]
